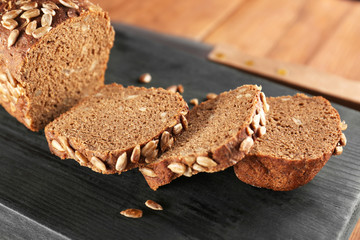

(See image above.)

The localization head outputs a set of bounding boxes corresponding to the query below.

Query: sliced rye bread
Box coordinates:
[140,85,269,190]
[45,84,189,174]
[233,94,347,191]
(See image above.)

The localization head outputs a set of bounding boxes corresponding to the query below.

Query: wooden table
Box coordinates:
[91,0,360,239]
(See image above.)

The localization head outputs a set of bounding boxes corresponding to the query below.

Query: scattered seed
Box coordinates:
[42,2,59,10]
[145,200,163,211]
[41,13,52,27]
[59,0,79,9]
[141,140,158,158]
[339,133,347,146]
[41,7,56,16]
[239,137,254,154]
[180,115,188,130]
[257,126,266,137]
[166,85,177,93]
[25,20,37,35]
[91,156,106,172]
[115,152,127,171]
[168,162,186,174]
[190,98,199,106]
[75,151,88,164]
[140,167,157,177]
[1,19,18,30]
[20,2,38,10]
[196,156,217,168]
[2,9,23,20]
[120,209,143,218]
[32,26,52,38]
[334,146,343,155]
[138,73,151,83]
[20,8,40,20]
[130,145,141,163]
[51,140,64,152]
[173,123,183,135]
[206,93,217,100]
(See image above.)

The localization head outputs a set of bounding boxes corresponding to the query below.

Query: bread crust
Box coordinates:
[0,0,114,131]
[234,94,345,191]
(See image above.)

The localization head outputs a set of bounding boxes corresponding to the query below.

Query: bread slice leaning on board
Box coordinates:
[45,84,189,174]
[0,0,114,131]
[234,94,347,191]
[140,85,269,190]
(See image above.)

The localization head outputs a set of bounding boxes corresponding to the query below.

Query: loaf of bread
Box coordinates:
[0,0,114,131]
[140,85,269,190]
[234,94,347,191]
[45,84,189,174]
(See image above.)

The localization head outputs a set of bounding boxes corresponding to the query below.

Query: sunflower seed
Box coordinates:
[183,156,196,166]
[41,13,52,27]
[42,2,59,10]
[20,2,38,10]
[334,146,343,155]
[190,98,199,106]
[257,126,266,137]
[75,151,88,164]
[192,163,205,172]
[141,140,158,158]
[180,115,188,130]
[166,85,177,93]
[0,94,9,103]
[339,133,347,146]
[168,162,186,174]
[240,137,254,154]
[59,0,79,9]
[15,0,31,5]
[20,9,40,20]
[130,145,140,163]
[32,26,52,38]
[64,145,75,159]
[340,120,347,131]
[259,109,266,126]
[41,7,56,16]
[292,117,302,126]
[25,20,37,35]
[52,140,64,152]
[115,152,127,171]
[140,167,157,177]
[260,92,266,104]
[24,117,32,127]
[251,114,260,130]
[206,93,217,100]
[7,29,19,48]
[120,209,143,218]
[2,10,23,20]
[173,123,183,135]
[0,73,7,82]
[4,69,16,87]
[183,167,193,177]
[91,156,106,172]
[160,131,172,151]
[196,156,217,168]
[246,126,254,136]
[10,102,16,112]
[264,103,270,113]
[145,200,163,211]
[138,73,151,83]
[1,19,18,30]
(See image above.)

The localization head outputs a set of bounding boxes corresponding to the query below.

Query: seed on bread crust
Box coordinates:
[51,140,64,152]
[120,209,143,218]
[206,93,217,100]
[8,29,19,47]
[32,26,52,39]
[196,156,217,168]
[246,126,254,136]
[20,2,38,10]
[59,0,79,9]
[20,8,40,20]
[183,156,196,166]
[140,167,157,177]
[251,114,260,130]
[168,162,187,174]
[25,20,37,35]
[145,200,163,211]
[239,137,254,154]
[339,133,347,146]
[334,146,343,155]
[1,19,18,30]
[340,120,347,131]
[41,7,56,16]
[141,140,158,158]
[130,145,141,163]
[190,98,199,106]
[192,163,206,172]
[75,151,88,164]
[257,126,266,137]
[2,10,23,20]
[65,145,75,159]
[115,152,127,171]
[259,109,266,126]
[173,123,183,135]
[177,84,184,94]
[166,85,177,93]
[180,115,188,130]
[183,167,193,177]
[42,2,59,10]
[91,156,106,171]
[160,131,172,152]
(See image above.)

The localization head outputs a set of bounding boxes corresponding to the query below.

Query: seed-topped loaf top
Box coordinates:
[45,84,189,174]
[140,85,268,190]
[234,94,346,191]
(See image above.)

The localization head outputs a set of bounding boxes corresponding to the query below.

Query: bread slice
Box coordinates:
[234,94,347,191]
[45,84,189,174]
[140,85,268,190]
[0,0,114,131]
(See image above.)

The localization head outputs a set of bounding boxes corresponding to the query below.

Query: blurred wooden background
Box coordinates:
[90,0,360,237]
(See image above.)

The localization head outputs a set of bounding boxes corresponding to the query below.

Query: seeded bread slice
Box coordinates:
[234,94,347,191]
[0,0,114,131]
[140,85,268,190]
[45,84,189,174]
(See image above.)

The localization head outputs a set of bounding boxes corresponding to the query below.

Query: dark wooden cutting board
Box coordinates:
[1,24,360,240]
